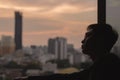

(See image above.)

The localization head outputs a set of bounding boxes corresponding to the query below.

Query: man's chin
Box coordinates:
[82,50,87,54]
[82,49,91,55]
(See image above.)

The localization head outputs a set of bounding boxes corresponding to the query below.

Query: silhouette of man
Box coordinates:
[81,24,120,80]
[15,24,120,80]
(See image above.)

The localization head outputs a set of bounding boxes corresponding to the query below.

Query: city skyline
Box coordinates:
[0,0,120,48]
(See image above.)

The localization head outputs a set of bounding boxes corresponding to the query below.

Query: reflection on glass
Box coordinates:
[107,0,120,57]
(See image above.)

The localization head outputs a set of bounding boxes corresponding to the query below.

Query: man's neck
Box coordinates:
[91,52,109,62]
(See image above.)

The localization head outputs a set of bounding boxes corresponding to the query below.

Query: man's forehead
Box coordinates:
[86,29,93,34]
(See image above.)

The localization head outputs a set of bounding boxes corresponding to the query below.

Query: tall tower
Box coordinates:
[15,11,22,50]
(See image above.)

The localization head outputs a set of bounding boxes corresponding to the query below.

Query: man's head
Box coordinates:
[82,24,118,57]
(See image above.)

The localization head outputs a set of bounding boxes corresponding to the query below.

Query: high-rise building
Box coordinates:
[1,35,15,55]
[48,39,56,54]
[48,37,67,60]
[15,11,22,50]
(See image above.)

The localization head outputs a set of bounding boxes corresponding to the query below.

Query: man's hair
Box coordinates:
[87,24,118,52]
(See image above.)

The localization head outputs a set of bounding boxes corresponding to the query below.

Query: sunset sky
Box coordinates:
[0,0,120,48]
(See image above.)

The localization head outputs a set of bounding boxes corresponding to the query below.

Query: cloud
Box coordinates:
[0,0,97,48]
[0,4,47,12]
[0,0,96,7]
[47,4,96,14]
[0,0,97,16]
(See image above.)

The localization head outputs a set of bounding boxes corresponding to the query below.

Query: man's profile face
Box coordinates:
[81,29,96,55]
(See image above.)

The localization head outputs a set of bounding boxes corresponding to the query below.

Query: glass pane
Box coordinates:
[0,0,97,79]
[107,0,120,56]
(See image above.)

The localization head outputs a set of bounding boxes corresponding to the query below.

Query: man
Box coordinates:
[15,24,120,80]
[81,24,120,80]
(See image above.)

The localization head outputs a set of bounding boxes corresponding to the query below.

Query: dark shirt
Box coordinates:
[88,53,120,80]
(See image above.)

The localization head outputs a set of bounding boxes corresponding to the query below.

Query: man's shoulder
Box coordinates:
[104,53,120,64]
[90,53,120,79]
[92,53,120,70]
[96,53,120,71]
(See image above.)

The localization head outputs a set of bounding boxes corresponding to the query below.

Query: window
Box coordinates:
[0,0,97,79]
[107,0,120,56]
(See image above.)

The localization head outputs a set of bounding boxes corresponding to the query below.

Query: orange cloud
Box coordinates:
[49,4,96,14]
[0,0,97,48]
[0,0,96,18]
[0,4,45,12]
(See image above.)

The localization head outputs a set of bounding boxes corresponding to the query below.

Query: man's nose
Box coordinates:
[81,39,84,43]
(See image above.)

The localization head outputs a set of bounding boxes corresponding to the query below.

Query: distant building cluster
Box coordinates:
[0,35,89,66]
[0,11,89,68]
[0,11,91,79]
[0,35,15,55]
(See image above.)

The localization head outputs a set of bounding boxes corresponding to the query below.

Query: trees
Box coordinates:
[4,61,22,68]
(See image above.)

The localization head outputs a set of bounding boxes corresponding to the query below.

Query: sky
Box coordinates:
[0,0,120,48]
